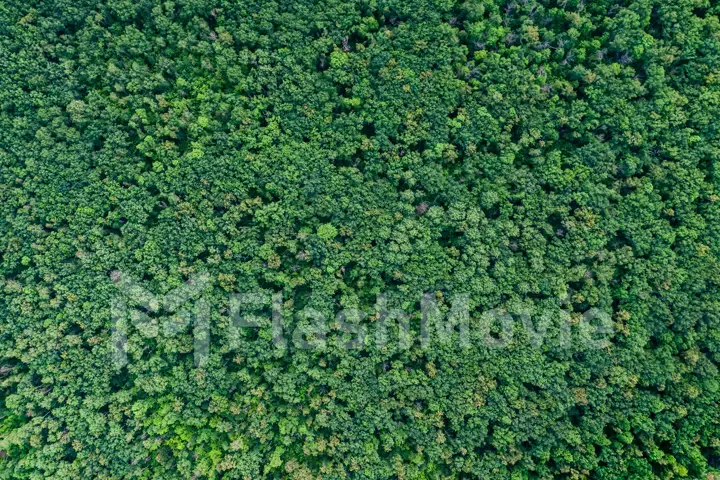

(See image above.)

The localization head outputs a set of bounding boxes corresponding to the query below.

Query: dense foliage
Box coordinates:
[2,0,720,478]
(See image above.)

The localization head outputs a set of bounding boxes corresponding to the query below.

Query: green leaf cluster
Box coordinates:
[1,0,720,478]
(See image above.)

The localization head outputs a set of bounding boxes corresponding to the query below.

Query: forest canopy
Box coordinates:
[1,0,720,478]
